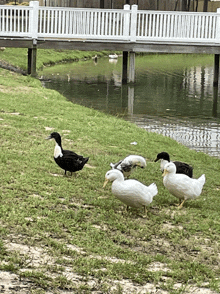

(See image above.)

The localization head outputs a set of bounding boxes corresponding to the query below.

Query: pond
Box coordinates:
[39,53,220,158]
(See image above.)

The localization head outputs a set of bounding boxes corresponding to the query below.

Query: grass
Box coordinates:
[0,48,113,72]
[0,49,220,293]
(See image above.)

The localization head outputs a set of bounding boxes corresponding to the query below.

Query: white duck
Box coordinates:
[162,162,205,209]
[103,169,158,213]
[110,155,146,178]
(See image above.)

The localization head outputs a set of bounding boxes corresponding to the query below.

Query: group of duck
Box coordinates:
[47,132,206,213]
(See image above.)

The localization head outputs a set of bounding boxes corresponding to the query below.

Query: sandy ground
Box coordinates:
[0,239,219,294]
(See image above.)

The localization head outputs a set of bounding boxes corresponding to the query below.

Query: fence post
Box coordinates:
[29,1,39,39]
[123,4,130,39]
[130,5,137,42]
[216,8,220,43]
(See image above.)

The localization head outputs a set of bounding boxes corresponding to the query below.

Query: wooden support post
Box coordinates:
[212,86,218,118]
[31,45,37,77]
[27,48,32,75]
[129,51,135,83]
[122,51,128,84]
[213,54,219,87]
[128,86,134,115]
[27,45,37,77]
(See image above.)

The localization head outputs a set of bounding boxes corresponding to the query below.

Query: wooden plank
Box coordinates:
[0,38,33,48]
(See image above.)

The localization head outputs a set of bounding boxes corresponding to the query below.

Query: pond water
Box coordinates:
[39,54,220,158]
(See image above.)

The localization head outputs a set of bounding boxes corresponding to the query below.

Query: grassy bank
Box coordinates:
[0,51,220,293]
[0,48,111,72]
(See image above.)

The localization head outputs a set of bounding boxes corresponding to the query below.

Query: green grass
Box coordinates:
[0,51,220,293]
[0,48,113,71]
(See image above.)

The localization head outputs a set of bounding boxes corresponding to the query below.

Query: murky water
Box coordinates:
[39,54,220,158]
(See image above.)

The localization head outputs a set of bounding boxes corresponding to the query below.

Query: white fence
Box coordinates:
[0,1,220,43]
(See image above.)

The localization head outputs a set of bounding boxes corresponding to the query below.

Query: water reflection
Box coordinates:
[40,54,220,158]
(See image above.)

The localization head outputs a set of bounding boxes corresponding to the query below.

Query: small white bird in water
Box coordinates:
[110,155,146,178]
[109,53,118,59]
[162,162,205,209]
[103,169,158,213]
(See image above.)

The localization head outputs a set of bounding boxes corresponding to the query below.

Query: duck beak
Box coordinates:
[136,162,142,167]
[103,178,109,188]
[154,158,159,162]
[45,135,52,140]
[162,169,168,177]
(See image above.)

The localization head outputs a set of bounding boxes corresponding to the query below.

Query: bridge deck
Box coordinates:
[1,37,220,55]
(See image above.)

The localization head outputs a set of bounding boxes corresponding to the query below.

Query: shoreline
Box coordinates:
[0,51,220,293]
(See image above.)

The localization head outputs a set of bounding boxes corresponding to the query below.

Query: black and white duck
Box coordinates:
[154,151,193,178]
[162,162,205,209]
[110,155,146,178]
[46,132,89,176]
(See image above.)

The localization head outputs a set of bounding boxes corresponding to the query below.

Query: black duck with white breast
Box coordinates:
[46,132,89,175]
[154,151,193,178]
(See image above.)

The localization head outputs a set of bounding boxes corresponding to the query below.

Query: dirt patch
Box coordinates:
[1,239,219,294]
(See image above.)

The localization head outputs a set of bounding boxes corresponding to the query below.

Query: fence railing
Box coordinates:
[0,1,220,43]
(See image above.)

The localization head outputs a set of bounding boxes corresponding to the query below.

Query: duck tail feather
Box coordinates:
[148,183,158,197]
[84,157,89,164]
[198,174,205,186]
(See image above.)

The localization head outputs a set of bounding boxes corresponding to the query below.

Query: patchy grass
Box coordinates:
[0,67,220,293]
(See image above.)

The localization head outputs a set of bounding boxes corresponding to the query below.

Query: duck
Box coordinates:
[154,151,193,178]
[162,162,205,209]
[109,53,118,59]
[103,169,158,213]
[110,155,146,178]
[92,55,98,64]
[46,132,89,176]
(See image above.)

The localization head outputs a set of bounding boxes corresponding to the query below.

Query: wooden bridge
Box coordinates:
[1,1,220,83]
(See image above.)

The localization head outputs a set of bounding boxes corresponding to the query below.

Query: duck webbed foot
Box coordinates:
[64,171,77,177]
[178,200,185,209]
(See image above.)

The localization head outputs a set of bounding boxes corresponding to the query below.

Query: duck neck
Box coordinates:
[114,172,124,183]
[55,135,62,147]
[161,159,169,170]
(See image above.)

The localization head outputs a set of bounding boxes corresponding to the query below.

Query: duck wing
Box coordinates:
[64,149,82,158]
[55,150,89,173]
[120,161,133,173]
[173,161,193,178]
[110,160,123,170]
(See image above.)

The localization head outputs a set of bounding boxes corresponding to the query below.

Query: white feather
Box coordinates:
[54,143,63,158]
